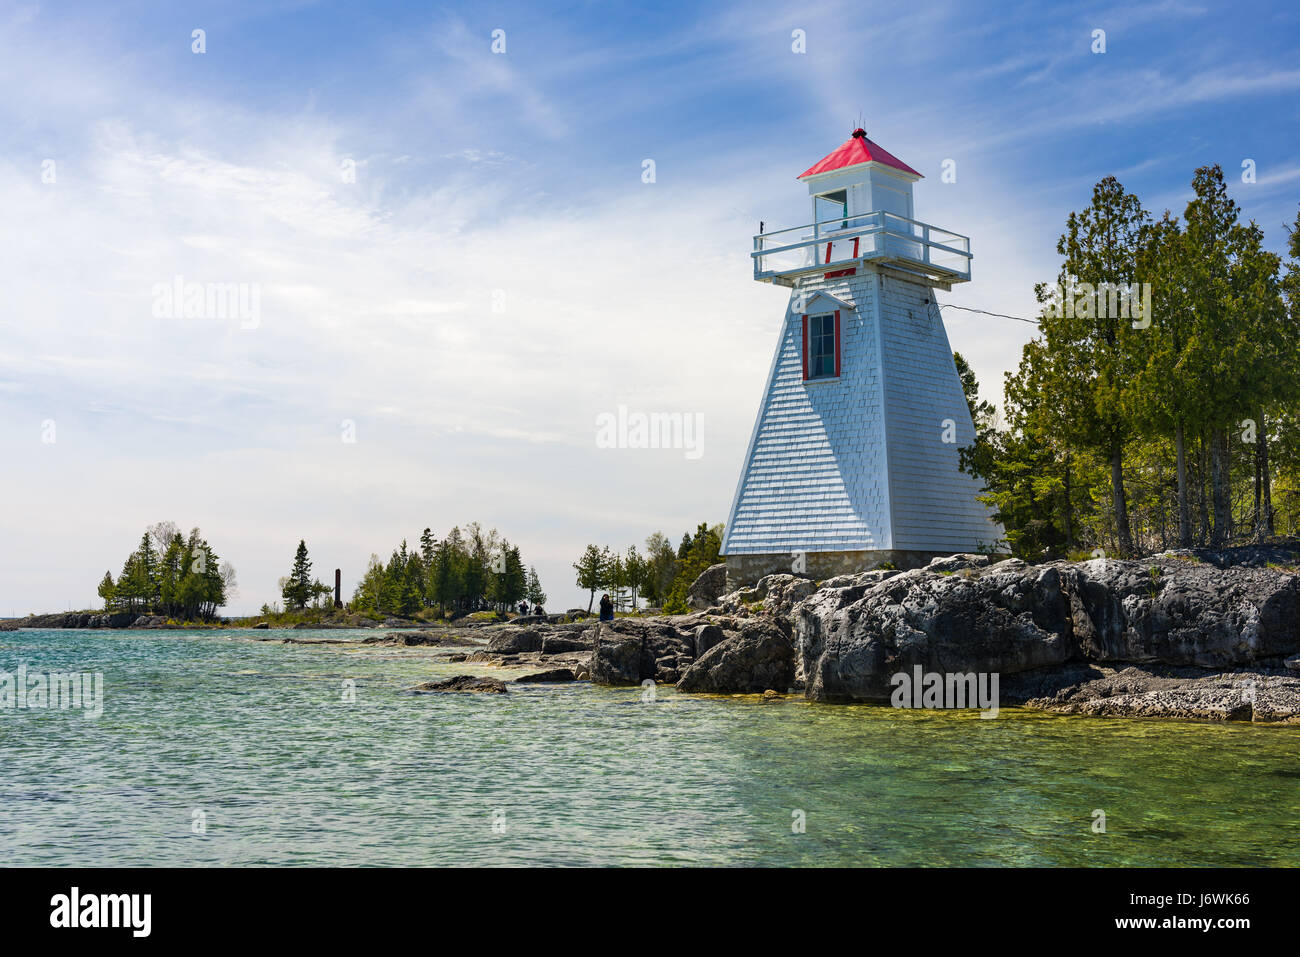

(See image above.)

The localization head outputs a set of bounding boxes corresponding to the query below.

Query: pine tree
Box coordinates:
[399,550,423,616]
[282,540,313,610]
[97,571,116,611]
[623,545,645,611]
[525,566,546,609]
[1034,176,1150,556]
[662,523,722,614]
[419,527,437,606]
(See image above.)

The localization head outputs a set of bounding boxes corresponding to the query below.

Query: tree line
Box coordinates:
[96,522,236,620]
[573,522,722,614]
[960,167,1300,559]
[344,523,546,618]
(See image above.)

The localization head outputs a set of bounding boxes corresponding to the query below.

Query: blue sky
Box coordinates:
[2,0,1298,614]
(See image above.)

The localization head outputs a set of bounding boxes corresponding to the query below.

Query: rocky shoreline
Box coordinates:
[8,548,1299,724]
[416,549,1300,724]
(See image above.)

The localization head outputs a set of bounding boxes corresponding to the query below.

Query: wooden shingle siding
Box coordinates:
[722,268,1002,557]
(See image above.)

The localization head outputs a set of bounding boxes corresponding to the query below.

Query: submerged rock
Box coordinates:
[414,675,508,694]
[364,631,472,647]
[1025,665,1300,724]
[514,669,578,683]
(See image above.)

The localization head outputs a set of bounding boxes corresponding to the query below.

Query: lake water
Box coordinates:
[1,628,1297,866]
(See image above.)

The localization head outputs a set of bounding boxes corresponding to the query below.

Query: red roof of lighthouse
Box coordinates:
[798,129,923,180]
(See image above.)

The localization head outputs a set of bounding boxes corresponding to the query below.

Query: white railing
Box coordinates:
[753,211,972,285]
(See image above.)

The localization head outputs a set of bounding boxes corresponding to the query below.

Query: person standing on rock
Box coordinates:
[598,593,614,622]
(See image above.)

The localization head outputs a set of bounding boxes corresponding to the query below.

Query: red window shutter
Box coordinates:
[833,310,842,377]
[801,315,809,381]
[824,241,833,265]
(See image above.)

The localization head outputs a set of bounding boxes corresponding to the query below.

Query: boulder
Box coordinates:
[676,621,795,694]
[926,553,993,574]
[485,628,543,654]
[716,574,816,620]
[693,623,727,657]
[588,618,698,685]
[514,669,577,683]
[540,634,594,654]
[688,563,728,610]
[414,675,508,694]
[590,635,643,684]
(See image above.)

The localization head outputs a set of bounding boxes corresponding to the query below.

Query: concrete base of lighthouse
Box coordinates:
[724,549,951,589]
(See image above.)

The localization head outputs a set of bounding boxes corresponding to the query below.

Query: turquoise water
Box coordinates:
[1,628,1297,866]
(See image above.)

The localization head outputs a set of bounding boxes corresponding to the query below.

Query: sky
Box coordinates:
[1,0,1298,615]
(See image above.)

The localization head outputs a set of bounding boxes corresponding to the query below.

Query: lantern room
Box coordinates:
[752,129,972,289]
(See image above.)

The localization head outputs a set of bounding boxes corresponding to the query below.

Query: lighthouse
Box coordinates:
[721,128,1003,585]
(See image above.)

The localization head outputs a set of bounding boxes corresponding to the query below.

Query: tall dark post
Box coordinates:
[334,569,342,608]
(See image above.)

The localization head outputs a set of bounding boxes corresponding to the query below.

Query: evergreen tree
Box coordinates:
[525,566,547,608]
[399,549,424,616]
[641,532,678,606]
[623,545,645,611]
[352,554,385,612]
[419,527,437,605]
[662,523,722,614]
[282,540,313,610]
[97,571,116,611]
[1034,176,1150,556]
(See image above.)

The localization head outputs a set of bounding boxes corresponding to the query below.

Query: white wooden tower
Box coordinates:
[721,128,1003,584]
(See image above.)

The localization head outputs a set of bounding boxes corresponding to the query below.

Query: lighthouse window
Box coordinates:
[808,313,838,379]
[815,190,849,228]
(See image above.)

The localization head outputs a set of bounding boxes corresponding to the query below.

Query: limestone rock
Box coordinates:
[485,628,543,654]
[414,675,508,694]
[676,621,795,694]
[688,563,728,610]
[588,618,699,685]
[514,669,577,683]
[794,556,1300,703]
